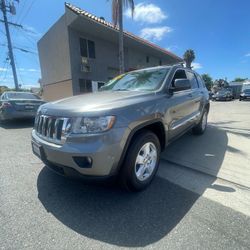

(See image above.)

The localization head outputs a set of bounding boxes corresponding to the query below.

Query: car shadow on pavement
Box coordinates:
[37,126,229,247]
[0,119,34,129]
[37,169,199,247]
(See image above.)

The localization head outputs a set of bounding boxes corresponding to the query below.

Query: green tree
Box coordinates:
[233,77,247,82]
[201,74,213,90]
[183,49,195,69]
[111,0,134,74]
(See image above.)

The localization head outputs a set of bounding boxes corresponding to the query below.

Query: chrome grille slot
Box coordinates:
[35,114,71,144]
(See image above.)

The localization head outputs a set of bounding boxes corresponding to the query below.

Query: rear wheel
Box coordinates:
[192,109,208,135]
[119,130,161,191]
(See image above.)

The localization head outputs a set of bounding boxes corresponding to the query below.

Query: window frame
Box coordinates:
[195,73,206,89]
[186,70,199,89]
[79,38,96,59]
[170,69,188,88]
[79,79,92,93]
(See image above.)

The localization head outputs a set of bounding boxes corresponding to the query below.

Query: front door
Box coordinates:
[166,69,195,141]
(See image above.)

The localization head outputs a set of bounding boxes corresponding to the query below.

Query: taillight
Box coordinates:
[2,102,12,108]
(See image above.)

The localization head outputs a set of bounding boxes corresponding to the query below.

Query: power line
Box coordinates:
[15,0,27,24]
[19,0,36,25]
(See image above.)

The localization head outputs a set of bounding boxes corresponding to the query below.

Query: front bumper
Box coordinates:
[240,95,250,100]
[31,127,130,177]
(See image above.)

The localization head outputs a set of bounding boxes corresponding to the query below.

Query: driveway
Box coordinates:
[0,101,250,249]
[161,100,250,188]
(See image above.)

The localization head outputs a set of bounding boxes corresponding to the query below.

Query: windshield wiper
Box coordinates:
[113,88,130,91]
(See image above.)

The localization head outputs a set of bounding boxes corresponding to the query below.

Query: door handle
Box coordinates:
[188,93,193,97]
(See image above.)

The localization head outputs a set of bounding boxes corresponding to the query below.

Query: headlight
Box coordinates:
[72,116,116,134]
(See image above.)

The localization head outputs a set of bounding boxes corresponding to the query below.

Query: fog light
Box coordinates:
[73,156,92,168]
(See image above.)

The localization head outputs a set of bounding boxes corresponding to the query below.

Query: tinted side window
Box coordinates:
[196,74,206,88]
[186,71,199,89]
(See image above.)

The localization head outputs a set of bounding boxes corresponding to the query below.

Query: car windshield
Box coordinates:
[218,90,228,94]
[101,68,170,92]
[6,92,40,100]
[243,89,250,93]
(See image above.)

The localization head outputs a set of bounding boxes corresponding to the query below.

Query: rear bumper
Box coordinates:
[0,110,36,120]
[213,96,231,101]
[31,127,130,177]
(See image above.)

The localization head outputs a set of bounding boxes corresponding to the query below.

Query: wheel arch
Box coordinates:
[115,119,167,175]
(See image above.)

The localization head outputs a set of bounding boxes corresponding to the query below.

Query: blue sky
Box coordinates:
[0,0,250,88]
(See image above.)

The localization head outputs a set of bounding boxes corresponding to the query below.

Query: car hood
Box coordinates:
[40,91,157,115]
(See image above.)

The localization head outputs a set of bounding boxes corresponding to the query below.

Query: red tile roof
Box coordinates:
[65,3,183,62]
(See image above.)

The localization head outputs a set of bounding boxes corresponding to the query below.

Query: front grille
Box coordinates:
[35,115,71,144]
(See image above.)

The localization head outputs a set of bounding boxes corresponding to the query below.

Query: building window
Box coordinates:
[80,38,96,59]
[79,79,92,93]
[146,56,149,63]
[159,60,162,66]
[88,40,95,58]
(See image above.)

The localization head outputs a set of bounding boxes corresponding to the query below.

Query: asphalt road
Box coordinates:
[1,101,250,250]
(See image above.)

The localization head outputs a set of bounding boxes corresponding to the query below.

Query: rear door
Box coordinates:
[167,69,195,140]
[186,70,203,119]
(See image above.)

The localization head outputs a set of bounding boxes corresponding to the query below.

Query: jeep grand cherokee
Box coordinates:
[32,65,209,191]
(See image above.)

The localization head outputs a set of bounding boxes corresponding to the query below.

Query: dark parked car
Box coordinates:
[212,89,233,101]
[32,65,209,191]
[0,91,45,121]
[239,89,250,101]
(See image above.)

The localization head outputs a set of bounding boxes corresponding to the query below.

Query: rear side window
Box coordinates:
[196,74,206,89]
[186,71,199,89]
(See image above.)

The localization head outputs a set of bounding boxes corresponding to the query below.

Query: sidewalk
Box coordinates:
[160,101,250,188]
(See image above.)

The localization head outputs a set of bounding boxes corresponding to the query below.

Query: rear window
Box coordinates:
[6,92,40,100]
[243,89,250,93]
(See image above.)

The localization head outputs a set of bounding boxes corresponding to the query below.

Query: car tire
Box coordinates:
[192,109,208,135]
[119,130,161,192]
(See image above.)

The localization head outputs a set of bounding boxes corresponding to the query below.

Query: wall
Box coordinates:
[38,15,72,88]
[68,28,173,95]
[68,28,121,94]
[42,80,73,101]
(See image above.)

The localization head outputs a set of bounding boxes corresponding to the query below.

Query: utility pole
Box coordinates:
[0,0,19,90]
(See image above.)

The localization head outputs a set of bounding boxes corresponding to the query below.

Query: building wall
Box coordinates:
[42,80,73,101]
[69,28,121,94]
[38,10,181,100]
[38,14,72,90]
[68,28,169,95]
[127,48,171,70]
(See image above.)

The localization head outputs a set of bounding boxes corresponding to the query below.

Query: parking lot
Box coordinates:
[1,100,250,249]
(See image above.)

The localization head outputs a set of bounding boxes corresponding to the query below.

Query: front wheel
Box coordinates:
[192,110,208,135]
[119,130,161,191]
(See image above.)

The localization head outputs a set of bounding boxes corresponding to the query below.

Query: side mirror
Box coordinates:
[172,79,191,92]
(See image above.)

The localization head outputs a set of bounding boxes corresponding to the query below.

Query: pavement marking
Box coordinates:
[158,159,250,217]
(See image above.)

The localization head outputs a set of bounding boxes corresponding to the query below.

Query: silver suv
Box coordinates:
[32,65,209,191]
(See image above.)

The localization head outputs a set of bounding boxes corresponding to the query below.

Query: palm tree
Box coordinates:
[183,49,195,69]
[111,0,134,74]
